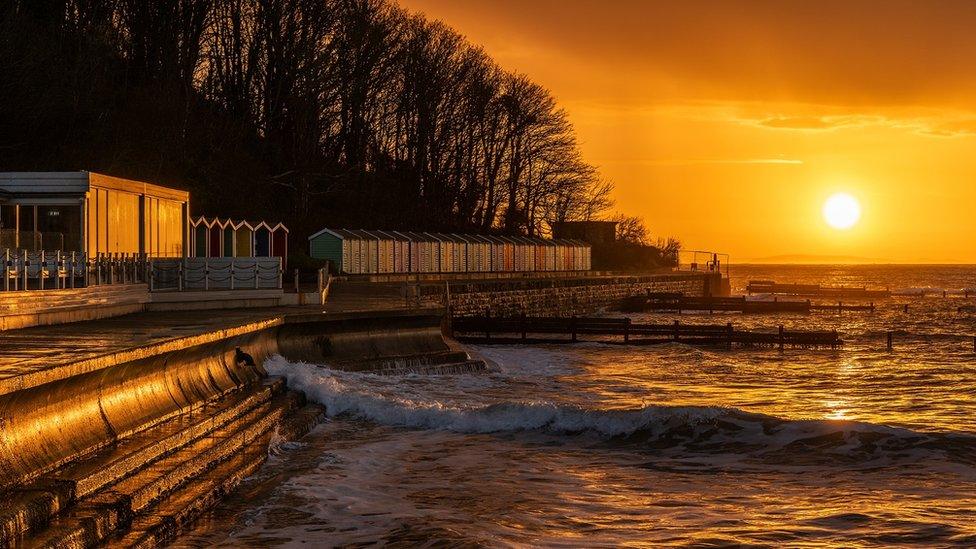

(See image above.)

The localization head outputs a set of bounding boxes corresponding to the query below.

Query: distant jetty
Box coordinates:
[746,280,891,299]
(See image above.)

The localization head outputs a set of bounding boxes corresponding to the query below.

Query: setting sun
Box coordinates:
[822,193,861,230]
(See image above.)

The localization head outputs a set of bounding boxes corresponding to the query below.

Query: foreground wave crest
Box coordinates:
[266,357,976,468]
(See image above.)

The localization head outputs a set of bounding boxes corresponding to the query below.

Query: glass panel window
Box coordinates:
[37,205,82,251]
[0,205,15,248]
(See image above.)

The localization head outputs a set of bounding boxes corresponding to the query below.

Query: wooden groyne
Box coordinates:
[619,293,876,314]
[746,280,891,299]
[452,315,843,349]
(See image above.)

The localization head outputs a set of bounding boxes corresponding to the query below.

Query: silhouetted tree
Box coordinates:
[1,0,628,254]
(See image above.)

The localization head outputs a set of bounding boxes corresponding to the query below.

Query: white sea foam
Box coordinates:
[264,356,962,466]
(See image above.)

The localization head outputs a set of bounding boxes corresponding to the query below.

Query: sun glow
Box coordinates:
[822,193,861,230]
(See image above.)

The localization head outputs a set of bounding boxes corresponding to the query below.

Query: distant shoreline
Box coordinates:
[735,257,976,266]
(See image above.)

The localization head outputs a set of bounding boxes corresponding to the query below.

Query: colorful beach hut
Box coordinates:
[234,221,253,257]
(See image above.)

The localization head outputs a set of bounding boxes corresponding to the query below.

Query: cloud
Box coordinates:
[638,158,803,166]
[401,0,976,110]
[914,119,976,137]
[737,110,976,138]
[749,115,881,131]
[703,158,804,165]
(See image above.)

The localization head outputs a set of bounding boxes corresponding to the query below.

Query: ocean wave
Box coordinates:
[266,357,976,467]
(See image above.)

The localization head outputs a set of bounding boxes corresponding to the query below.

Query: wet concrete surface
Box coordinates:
[0,280,444,396]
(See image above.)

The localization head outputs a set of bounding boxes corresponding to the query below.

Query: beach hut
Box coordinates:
[516,237,536,272]
[457,235,475,272]
[253,222,272,257]
[234,221,253,257]
[413,232,439,273]
[365,230,393,273]
[510,236,522,271]
[536,238,548,271]
[485,236,504,272]
[396,231,419,273]
[498,236,517,273]
[393,231,421,273]
[350,230,378,273]
[219,219,234,257]
[426,233,449,273]
[443,234,466,273]
[475,235,492,272]
[553,239,567,271]
[345,230,365,274]
[364,230,389,273]
[543,239,557,272]
[207,218,223,258]
[270,222,289,268]
[191,217,208,257]
[378,231,409,273]
[309,228,358,274]
[567,240,578,271]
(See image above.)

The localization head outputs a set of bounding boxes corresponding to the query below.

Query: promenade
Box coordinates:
[0,281,444,396]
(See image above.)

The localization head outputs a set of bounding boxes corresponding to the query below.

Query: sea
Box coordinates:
[175,265,976,548]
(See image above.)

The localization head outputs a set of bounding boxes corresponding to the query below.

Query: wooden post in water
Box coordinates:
[726,322,733,350]
[673,320,680,342]
[778,325,785,351]
[571,316,578,342]
[623,317,630,343]
[520,311,527,340]
[887,331,893,351]
[903,304,909,314]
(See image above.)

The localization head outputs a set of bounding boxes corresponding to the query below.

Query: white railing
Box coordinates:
[2,249,148,291]
[149,257,282,291]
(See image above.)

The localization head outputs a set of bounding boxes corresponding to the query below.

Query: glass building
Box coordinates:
[0,171,189,256]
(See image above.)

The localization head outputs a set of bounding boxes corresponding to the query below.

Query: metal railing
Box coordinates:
[149,257,282,291]
[2,249,149,291]
[677,250,730,278]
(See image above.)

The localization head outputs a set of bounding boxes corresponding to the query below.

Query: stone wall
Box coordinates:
[444,273,715,317]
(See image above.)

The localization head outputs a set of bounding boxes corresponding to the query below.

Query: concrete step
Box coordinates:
[118,403,326,548]
[22,391,303,548]
[0,380,283,545]
[117,436,271,548]
[55,379,285,499]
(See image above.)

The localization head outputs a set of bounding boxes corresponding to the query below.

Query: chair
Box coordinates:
[3,249,20,291]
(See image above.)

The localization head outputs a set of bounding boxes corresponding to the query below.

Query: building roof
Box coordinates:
[0,171,189,202]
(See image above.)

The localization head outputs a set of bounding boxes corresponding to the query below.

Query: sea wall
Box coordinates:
[0,309,471,546]
[0,310,458,490]
[443,273,717,317]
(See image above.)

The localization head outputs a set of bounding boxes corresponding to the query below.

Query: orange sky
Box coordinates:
[399,0,976,263]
